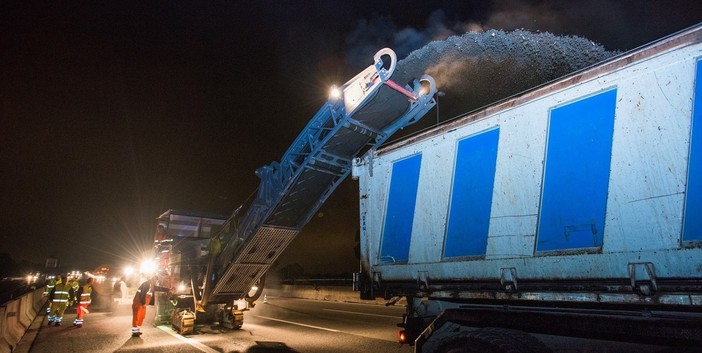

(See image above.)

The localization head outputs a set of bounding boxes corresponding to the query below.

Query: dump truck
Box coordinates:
[352,25,702,351]
[152,48,438,332]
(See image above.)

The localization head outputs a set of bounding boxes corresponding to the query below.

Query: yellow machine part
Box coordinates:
[171,310,195,335]
[232,309,243,328]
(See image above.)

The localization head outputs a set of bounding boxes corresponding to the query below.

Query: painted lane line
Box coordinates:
[323,308,398,319]
[253,315,341,332]
[157,325,220,353]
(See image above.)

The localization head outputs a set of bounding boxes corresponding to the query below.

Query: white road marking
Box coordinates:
[323,308,398,319]
[252,315,341,332]
[157,325,220,353]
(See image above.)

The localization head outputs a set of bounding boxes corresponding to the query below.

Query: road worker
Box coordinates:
[154,224,168,244]
[73,277,93,327]
[131,276,168,337]
[43,273,62,314]
[48,274,71,326]
[66,274,80,308]
[111,276,128,310]
[208,235,222,255]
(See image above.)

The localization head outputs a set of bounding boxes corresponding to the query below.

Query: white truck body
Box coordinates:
[354,25,702,350]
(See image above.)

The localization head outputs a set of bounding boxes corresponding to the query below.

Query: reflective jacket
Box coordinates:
[134,280,169,306]
[67,279,80,303]
[78,284,93,305]
[68,279,79,292]
[43,277,61,297]
[51,282,73,304]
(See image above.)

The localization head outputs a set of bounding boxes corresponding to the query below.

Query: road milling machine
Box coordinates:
[151,48,438,334]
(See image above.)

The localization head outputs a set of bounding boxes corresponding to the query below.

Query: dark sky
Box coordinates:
[1,1,700,273]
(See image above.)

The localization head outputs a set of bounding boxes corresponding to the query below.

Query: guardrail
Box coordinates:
[0,287,46,353]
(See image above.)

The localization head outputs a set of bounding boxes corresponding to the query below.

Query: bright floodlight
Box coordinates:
[177,282,187,292]
[140,260,156,275]
[329,85,342,100]
[123,266,134,277]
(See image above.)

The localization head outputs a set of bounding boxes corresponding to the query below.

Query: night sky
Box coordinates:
[1,1,700,274]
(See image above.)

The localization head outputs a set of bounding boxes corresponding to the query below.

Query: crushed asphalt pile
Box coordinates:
[393,29,619,121]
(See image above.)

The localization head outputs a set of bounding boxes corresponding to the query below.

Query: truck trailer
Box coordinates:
[352,25,702,351]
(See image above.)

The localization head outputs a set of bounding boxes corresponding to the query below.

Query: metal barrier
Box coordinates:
[0,287,46,353]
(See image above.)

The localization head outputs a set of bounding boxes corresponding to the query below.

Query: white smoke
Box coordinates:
[345,9,468,69]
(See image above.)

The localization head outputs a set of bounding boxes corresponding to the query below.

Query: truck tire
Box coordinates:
[432,327,551,353]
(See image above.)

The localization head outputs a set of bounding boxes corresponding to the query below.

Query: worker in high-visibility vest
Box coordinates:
[73,277,93,327]
[48,274,71,326]
[43,273,62,313]
[131,276,168,337]
[208,235,222,255]
[66,275,80,307]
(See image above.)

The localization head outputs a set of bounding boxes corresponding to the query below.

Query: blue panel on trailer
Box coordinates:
[444,128,500,258]
[684,59,702,241]
[537,90,617,252]
[380,154,422,263]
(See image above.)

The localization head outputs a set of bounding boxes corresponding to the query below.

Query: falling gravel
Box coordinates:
[392,29,619,120]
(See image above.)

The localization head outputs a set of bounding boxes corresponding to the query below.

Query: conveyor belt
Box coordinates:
[206,48,436,303]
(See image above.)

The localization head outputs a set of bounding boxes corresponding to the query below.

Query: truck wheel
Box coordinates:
[433,327,550,353]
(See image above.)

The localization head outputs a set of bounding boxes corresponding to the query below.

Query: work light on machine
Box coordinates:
[177,282,188,293]
[139,259,156,275]
[329,85,342,100]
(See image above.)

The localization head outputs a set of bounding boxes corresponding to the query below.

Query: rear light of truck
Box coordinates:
[398,330,408,344]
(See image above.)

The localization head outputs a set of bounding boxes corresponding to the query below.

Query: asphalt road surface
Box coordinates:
[26,295,675,353]
[27,295,412,353]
